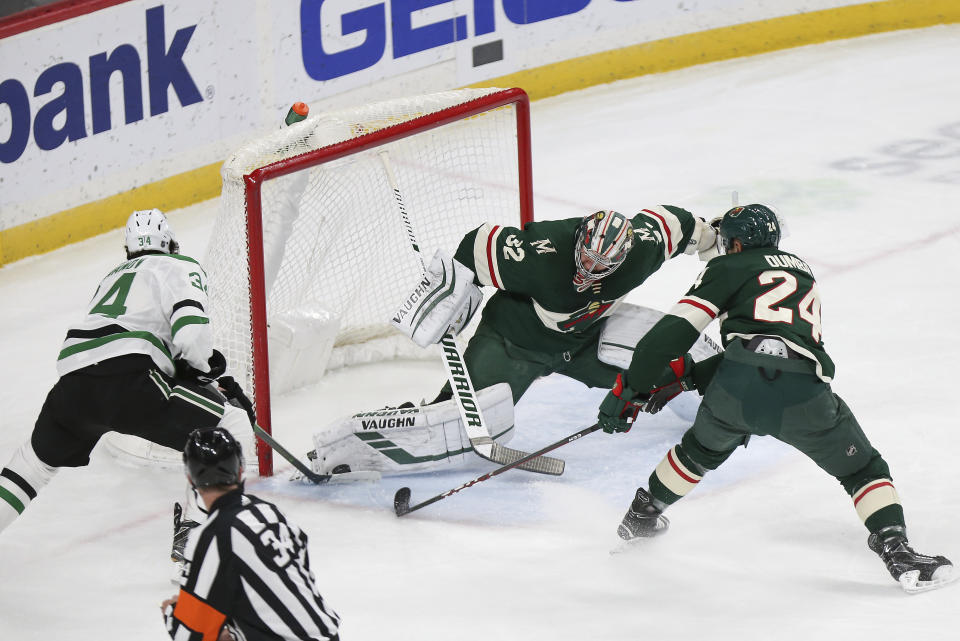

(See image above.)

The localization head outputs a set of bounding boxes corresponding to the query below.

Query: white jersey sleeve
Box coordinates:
[157,256,215,372]
[56,254,214,377]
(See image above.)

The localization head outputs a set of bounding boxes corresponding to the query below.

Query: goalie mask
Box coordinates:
[125,208,178,258]
[183,427,244,488]
[573,210,634,291]
[718,204,781,253]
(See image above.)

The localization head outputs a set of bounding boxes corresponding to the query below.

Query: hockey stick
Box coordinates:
[393,423,601,516]
[217,378,379,484]
[378,150,563,476]
[250,422,378,484]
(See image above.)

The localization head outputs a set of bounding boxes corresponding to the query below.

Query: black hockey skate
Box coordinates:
[618,488,670,540]
[171,502,200,565]
[868,526,955,593]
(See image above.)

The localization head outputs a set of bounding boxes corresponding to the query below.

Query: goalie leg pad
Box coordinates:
[599,304,721,422]
[598,303,722,368]
[310,383,514,474]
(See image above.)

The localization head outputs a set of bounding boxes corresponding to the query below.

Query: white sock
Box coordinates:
[183,484,207,522]
[0,442,57,533]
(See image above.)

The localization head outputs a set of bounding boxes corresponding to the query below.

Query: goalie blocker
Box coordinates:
[311,383,515,474]
[390,249,482,348]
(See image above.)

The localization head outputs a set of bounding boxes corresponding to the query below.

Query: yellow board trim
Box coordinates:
[2,0,958,266]
[472,0,960,99]
[1,161,222,266]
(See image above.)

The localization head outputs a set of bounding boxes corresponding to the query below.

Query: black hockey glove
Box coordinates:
[217,376,256,426]
[641,354,696,415]
[175,349,227,386]
[598,373,646,434]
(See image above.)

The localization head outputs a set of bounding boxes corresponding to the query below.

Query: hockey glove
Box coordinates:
[391,250,483,348]
[687,217,721,261]
[641,354,696,415]
[599,373,645,434]
[217,376,256,426]
[176,349,227,386]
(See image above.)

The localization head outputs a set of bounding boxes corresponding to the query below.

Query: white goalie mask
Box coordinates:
[573,210,634,292]
[124,208,178,257]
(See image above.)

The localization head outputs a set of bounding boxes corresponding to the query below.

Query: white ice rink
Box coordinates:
[2,24,959,640]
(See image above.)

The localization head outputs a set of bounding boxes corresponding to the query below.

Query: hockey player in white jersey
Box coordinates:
[0,209,252,560]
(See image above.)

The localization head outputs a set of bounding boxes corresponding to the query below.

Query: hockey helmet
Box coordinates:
[718,204,781,253]
[573,210,634,289]
[183,427,244,488]
[124,208,178,257]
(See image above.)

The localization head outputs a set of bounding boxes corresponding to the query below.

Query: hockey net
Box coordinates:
[200,87,532,476]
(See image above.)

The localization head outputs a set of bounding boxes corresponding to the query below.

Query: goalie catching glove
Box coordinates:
[391,250,483,348]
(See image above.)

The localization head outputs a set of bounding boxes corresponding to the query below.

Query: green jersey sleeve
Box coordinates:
[453,220,578,297]
[632,248,835,385]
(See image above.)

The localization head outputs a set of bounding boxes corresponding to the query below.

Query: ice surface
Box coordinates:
[2,25,960,640]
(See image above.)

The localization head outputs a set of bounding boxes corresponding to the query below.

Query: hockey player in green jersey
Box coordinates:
[430,206,721,405]
[310,207,720,477]
[597,203,953,593]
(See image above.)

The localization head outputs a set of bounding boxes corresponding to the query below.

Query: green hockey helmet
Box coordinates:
[573,210,634,290]
[718,204,781,252]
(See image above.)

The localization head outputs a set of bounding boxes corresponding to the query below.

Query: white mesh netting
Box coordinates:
[205,88,528,435]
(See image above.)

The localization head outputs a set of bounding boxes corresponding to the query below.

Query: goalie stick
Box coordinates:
[378,150,564,476]
[218,378,379,484]
[393,423,601,516]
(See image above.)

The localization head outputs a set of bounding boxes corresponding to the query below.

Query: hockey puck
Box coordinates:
[393,487,412,516]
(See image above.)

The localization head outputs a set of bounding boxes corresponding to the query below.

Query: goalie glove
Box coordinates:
[598,373,647,434]
[640,354,696,415]
[685,217,721,261]
[391,249,483,348]
[175,349,226,386]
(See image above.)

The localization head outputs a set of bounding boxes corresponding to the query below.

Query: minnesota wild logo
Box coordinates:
[559,299,614,331]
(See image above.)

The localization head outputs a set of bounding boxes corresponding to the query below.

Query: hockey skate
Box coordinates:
[171,502,200,565]
[618,487,670,540]
[868,526,955,593]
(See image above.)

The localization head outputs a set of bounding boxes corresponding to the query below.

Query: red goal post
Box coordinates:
[209,87,534,476]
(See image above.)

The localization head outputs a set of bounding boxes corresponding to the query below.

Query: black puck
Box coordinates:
[393,487,412,516]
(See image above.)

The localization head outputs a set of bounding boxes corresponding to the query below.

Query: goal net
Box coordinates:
[200,87,533,475]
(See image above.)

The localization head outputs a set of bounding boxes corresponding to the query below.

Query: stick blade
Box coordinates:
[394,487,412,516]
[488,443,565,475]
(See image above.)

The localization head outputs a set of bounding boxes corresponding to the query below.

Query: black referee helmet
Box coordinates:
[183,427,244,488]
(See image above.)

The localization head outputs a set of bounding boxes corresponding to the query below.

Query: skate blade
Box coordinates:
[899,565,958,594]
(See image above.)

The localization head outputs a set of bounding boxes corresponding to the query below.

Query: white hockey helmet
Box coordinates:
[124,208,178,257]
[573,210,634,291]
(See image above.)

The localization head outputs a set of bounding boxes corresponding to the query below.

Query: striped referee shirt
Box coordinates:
[164,489,340,641]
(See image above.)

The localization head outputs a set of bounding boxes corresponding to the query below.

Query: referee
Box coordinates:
[162,427,341,640]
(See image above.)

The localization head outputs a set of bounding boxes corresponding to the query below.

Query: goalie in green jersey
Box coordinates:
[310,207,721,477]
[597,203,954,593]
[426,206,722,405]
